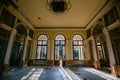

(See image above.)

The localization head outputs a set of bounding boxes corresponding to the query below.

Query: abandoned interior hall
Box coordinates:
[0,0,120,80]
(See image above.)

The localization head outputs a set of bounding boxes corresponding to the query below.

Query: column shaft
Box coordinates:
[4,29,17,64]
[4,29,17,71]
[22,36,29,61]
[91,36,98,61]
[103,28,116,65]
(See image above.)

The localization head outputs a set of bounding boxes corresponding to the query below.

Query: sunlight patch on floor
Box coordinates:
[83,68,120,80]
[21,68,43,80]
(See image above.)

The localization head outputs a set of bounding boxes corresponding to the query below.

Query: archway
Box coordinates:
[73,34,84,60]
[92,22,110,68]
[10,24,27,67]
[36,35,48,60]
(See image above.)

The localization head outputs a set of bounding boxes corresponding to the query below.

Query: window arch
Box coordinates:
[73,35,84,60]
[55,34,66,60]
[55,35,65,40]
[36,35,48,59]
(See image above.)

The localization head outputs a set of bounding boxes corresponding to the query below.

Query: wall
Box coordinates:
[30,29,88,66]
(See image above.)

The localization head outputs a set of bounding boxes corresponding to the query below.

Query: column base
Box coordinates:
[3,64,9,72]
[93,61,100,69]
[28,60,35,66]
[21,60,28,68]
[111,65,120,77]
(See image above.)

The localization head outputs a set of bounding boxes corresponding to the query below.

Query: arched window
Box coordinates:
[36,35,48,59]
[96,36,105,60]
[55,35,65,60]
[73,35,84,60]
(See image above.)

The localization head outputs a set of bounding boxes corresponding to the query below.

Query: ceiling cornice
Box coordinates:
[3,0,35,30]
[85,0,110,30]
[35,26,85,30]
[34,0,110,30]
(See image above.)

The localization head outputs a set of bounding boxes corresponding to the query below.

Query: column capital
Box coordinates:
[26,36,32,41]
[91,35,94,38]
[103,27,109,34]
[26,35,29,38]
[87,35,93,40]
[12,28,17,34]
[91,35,95,40]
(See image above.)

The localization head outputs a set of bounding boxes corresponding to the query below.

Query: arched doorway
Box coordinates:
[10,24,27,67]
[54,34,65,66]
[36,35,48,60]
[73,35,84,60]
[93,22,110,67]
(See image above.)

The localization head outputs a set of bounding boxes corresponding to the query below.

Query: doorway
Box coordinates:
[92,22,110,68]
[54,35,65,66]
[10,25,27,67]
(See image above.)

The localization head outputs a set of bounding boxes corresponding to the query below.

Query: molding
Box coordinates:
[87,19,120,40]
[85,0,109,29]
[34,27,85,30]
[34,0,110,30]
[27,36,32,41]
[7,0,35,30]
[107,19,120,31]
[87,36,93,41]
[86,0,115,30]
[0,22,12,31]
[6,5,35,30]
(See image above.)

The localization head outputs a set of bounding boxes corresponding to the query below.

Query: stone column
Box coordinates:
[27,39,34,66]
[4,28,17,71]
[30,39,37,66]
[21,36,29,67]
[86,40,91,60]
[31,39,37,60]
[103,27,116,76]
[91,36,100,68]
[85,39,92,66]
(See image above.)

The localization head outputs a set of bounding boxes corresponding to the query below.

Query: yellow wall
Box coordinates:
[30,29,87,60]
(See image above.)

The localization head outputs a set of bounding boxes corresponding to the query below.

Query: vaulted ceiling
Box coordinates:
[17,0,108,29]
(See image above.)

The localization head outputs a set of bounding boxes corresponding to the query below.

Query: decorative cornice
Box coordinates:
[107,19,120,31]
[35,0,110,30]
[0,22,12,31]
[34,26,85,30]
[85,0,110,30]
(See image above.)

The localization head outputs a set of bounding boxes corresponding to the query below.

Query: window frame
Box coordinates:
[73,35,84,60]
[54,34,66,60]
[36,35,48,60]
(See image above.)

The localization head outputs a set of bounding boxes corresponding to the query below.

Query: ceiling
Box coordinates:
[17,0,108,29]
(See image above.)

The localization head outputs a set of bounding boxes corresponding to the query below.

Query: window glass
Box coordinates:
[36,35,47,59]
[55,35,65,60]
[73,35,84,60]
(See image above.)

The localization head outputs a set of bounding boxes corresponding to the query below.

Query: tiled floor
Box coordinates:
[0,67,36,80]
[0,66,120,80]
[0,67,64,80]
[39,67,64,80]
[69,67,120,80]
